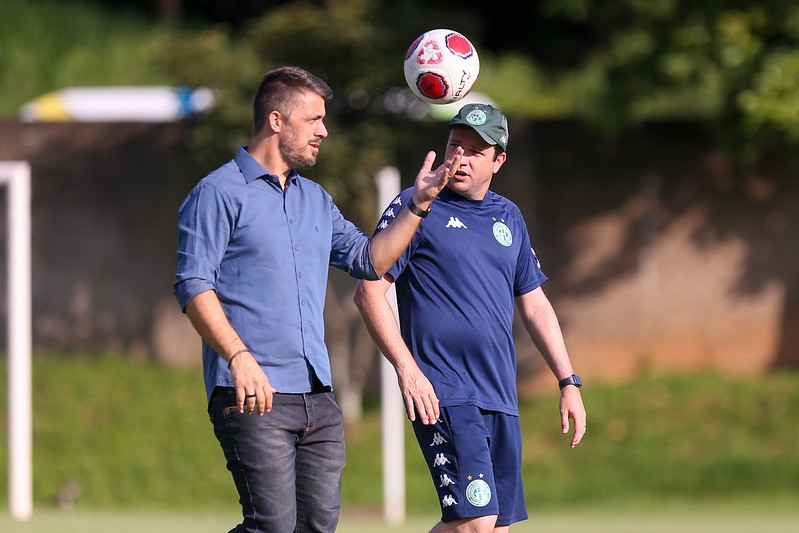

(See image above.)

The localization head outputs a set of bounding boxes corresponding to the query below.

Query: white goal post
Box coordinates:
[375,167,406,526]
[0,161,33,521]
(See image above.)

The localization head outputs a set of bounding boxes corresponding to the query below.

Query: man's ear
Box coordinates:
[268,110,282,133]
[493,150,507,174]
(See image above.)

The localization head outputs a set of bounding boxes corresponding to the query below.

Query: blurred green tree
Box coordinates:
[152,0,489,225]
[150,0,799,188]
[532,0,799,159]
[10,0,799,191]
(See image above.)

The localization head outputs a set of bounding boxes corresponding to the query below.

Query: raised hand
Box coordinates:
[412,147,463,205]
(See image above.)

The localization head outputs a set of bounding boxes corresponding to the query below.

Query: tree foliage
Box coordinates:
[152,0,491,225]
[146,0,799,189]
[7,0,799,198]
[529,0,799,157]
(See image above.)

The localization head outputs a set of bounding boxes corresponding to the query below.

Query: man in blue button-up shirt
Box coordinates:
[174,66,461,533]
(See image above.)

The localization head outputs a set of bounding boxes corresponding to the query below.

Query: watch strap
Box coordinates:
[559,374,582,389]
[407,198,430,218]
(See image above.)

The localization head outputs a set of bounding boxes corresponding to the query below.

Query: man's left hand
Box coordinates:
[560,386,586,448]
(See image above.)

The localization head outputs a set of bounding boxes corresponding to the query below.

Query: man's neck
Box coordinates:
[247,137,291,189]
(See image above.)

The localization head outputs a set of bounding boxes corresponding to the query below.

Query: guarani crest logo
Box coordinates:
[465,109,487,125]
[465,479,492,507]
[492,221,512,246]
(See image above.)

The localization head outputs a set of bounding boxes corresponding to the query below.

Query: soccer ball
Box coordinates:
[404,29,480,105]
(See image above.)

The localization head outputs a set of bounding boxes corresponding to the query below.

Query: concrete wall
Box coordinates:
[0,121,200,362]
[0,119,796,395]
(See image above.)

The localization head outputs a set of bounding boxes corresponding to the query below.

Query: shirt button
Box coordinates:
[298,272,303,278]
[289,218,294,224]
[301,300,306,306]
[303,328,309,334]
[294,244,299,251]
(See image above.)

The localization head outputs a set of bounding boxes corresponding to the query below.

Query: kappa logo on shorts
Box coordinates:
[465,479,492,507]
[441,494,458,507]
[432,453,451,467]
[429,432,448,446]
[439,474,456,487]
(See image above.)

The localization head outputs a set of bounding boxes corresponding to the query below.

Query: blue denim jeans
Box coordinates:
[209,387,346,533]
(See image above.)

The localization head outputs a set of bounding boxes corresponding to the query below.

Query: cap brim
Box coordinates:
[451,122,502,150]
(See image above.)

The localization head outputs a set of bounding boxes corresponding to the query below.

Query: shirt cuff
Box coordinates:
[174,278,216,311]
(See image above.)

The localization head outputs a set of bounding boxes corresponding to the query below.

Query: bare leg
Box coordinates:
[429,515,499,533]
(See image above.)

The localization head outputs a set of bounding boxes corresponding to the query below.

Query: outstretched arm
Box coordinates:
[369,148,462,275]
[354,277,440,425]
[516,286,586,448]
[185,289,276,415]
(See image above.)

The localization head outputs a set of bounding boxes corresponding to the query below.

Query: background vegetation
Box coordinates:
[0,354,797,513]
[4,0,799,221]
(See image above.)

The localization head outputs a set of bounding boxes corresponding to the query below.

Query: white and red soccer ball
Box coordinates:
[404,29,480,105]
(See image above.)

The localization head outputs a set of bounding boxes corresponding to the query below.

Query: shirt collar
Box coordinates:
[441,184,490,205]
[235,146,300,186]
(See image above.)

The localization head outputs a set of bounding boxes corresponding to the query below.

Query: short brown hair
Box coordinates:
[253,66,333,135]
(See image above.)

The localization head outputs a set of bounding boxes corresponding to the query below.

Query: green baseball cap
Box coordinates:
[449,103,509,152]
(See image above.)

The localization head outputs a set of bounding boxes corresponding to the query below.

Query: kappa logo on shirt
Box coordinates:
[445,217,468,229]
[379,196,402,220]
[531,246,542,268]
[376,196,403,232]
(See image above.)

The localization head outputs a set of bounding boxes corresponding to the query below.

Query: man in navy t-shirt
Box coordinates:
[355,104,587,532]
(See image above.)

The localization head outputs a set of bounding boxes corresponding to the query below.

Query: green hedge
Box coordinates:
[1,354,797,513]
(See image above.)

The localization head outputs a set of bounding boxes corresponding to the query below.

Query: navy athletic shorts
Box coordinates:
[411,405,528,526]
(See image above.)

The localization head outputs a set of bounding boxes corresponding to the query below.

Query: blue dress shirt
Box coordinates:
[175,147,378,402]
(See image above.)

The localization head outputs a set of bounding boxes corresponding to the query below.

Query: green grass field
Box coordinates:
[1,353,798,531]
[2,500,799,533]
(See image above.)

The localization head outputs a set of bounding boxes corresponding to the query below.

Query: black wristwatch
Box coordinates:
[558,374,582,389]
[407,198,430,218]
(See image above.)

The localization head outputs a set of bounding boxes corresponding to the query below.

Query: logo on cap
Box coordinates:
[465,109,487,126]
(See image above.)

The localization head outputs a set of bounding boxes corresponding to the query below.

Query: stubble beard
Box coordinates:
[279,135,318,170]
